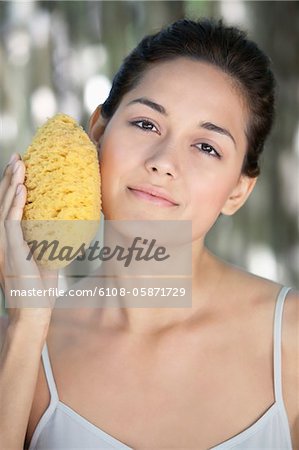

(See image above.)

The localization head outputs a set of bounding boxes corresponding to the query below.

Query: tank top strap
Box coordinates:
[41,342,59,404]
[273,286,292,405]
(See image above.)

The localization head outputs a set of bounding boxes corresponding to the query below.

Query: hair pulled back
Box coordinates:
[101,18,276,177]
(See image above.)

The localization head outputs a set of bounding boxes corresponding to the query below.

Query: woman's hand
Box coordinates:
[0,153,57,326]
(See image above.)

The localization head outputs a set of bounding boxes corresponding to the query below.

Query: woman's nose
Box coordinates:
[144,143,179,179]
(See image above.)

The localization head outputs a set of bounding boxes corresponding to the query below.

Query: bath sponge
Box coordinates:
[21,113,101,269]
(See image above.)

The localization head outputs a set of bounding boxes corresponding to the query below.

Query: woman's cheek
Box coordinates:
[190,169,236,215]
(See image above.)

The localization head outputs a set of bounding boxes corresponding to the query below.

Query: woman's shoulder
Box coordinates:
[239,267,298,310]
[222,261,299,430]
[218,255,295,301]
[213,255,298,324]
[218,251,298,297]
[281,286,299,446]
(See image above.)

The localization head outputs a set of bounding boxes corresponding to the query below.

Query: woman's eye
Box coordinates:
[194,143,221,159]
[130,120,159,134]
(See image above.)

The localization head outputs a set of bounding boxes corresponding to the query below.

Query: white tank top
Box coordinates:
[28,286,293,449]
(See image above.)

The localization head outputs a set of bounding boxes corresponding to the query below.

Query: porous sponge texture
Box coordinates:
[21,114,101,270]
[22,114,101,220]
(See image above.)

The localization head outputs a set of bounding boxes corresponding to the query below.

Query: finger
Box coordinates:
[0,160,25,220]
[5,186,57,278]
[0,153,20,178]
[7,183,26,220]
[0,154,21,205]
[4,200,43,309]
[0,165,25,287]
[5,183,29,269]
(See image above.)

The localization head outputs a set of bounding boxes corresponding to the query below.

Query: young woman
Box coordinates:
[0,18,298,450]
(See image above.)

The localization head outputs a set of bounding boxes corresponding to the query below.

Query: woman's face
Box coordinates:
[95,58,255,242]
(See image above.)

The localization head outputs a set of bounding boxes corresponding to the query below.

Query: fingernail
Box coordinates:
[13,161,20,173]
[16,184,22,196]
[8,153,18,165]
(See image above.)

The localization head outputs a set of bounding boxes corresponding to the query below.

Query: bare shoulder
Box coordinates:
[283,286,299,369]
[281,287,299,448]
[220,260,299,445]
[282,286,299,329]
[279,285,299,366]
[215,255,284,303]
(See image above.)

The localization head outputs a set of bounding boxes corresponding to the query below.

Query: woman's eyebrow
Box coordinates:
[126,97,236,149]
[200,121,236,149]
[126,97,168,115]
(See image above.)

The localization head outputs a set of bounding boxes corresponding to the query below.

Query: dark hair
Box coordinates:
[101,18,276,177]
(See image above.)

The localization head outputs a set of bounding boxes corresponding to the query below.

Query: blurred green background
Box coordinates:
[0,0,298,309]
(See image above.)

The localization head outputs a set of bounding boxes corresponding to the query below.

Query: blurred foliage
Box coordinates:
[0,0,298,316]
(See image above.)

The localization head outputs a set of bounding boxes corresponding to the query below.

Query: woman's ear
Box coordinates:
[221,175,257,216]
[88,105,108,146]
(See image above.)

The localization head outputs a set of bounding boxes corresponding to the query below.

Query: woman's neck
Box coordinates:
[91,234,225,336]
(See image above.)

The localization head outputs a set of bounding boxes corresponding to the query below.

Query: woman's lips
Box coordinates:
[127,187,178,207]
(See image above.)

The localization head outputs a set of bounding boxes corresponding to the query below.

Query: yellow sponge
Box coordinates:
[22,114,101,221]
[21,113,101,269]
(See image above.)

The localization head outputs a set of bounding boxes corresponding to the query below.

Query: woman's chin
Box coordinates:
[102,205,178,222]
